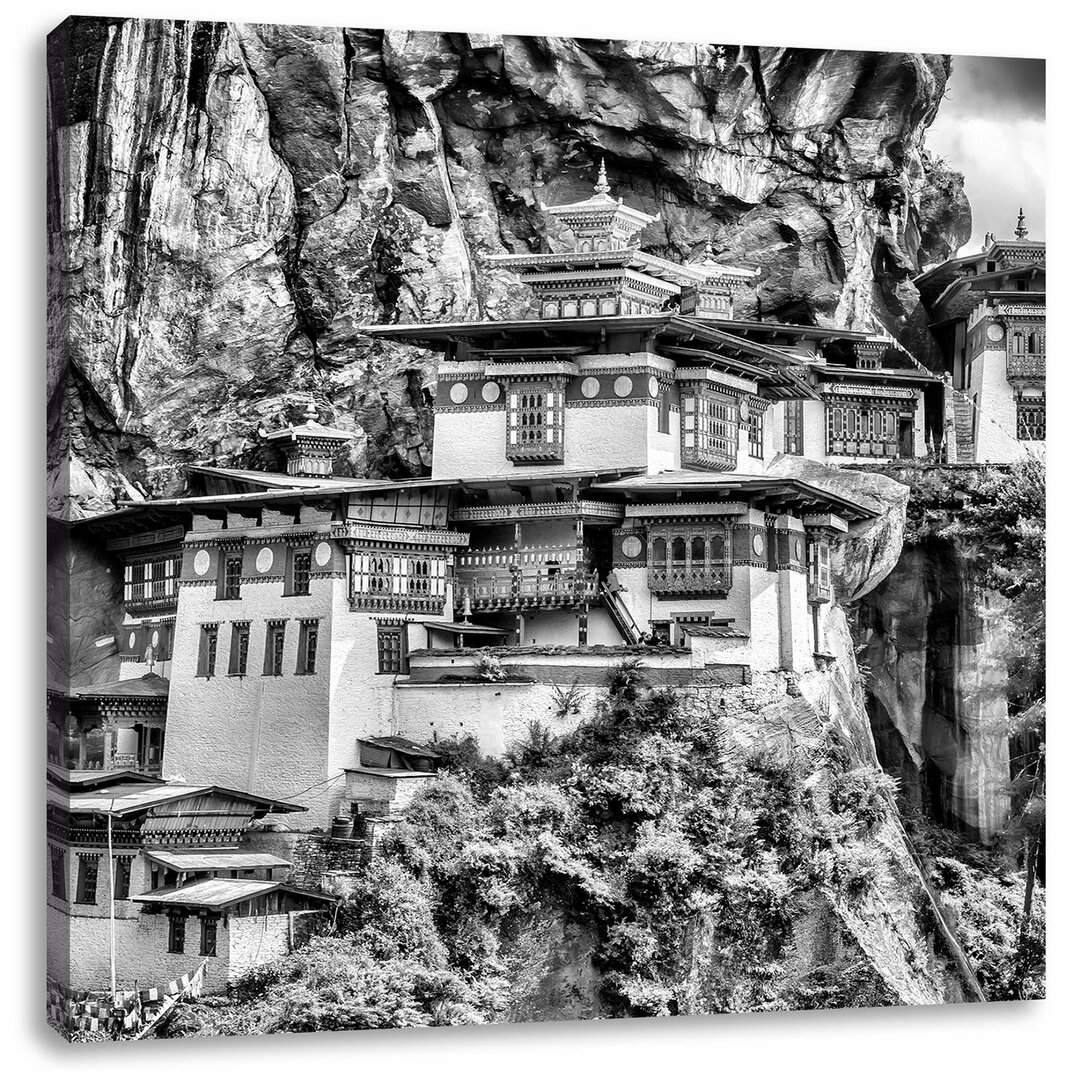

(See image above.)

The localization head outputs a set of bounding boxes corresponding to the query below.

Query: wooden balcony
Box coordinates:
[1006,353,1045,381]
[647,565,733,597]
[454,568,599,612]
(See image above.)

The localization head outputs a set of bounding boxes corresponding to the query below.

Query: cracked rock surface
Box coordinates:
[47,20,970,516]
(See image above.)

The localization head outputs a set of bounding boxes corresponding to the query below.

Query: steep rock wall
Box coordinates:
[47,19,970,516]
[856,538,1012,841]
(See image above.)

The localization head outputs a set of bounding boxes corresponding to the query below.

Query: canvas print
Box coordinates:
[46,18,1046,1041]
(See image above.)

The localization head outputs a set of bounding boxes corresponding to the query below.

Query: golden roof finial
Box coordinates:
[1015,206,1028,240]
[304,400,319,423]
[594,158,610,196]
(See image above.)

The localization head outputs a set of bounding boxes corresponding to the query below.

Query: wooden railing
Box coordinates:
[455,568,598,610]
[647,565,733,597]
[1006,354,1045,380]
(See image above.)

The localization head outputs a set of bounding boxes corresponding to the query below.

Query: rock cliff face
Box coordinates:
[47,19,970,516]
[856,538,1013,842]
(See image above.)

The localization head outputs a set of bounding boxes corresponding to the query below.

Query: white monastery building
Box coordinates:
[47,167,1044,1003]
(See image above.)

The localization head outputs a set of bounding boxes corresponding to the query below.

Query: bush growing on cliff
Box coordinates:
[210,664,941,1029]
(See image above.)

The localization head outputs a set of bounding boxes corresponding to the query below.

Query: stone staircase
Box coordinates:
[952,391,976,463]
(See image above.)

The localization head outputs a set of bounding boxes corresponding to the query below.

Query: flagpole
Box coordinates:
[106,799,116,1004]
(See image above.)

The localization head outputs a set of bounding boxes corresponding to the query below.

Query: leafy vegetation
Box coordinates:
[194,663,911,1035]
[902,459,1045,989]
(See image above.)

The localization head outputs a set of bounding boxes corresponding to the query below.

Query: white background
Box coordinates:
[3,1,1075,1075]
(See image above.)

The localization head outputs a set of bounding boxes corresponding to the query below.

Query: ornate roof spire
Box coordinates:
[1015,206,1028,240]
[594,158,610,196]
[304,400,319,423]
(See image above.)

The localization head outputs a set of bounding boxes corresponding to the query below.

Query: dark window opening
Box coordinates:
[290,549,312,596]
[50,846,66,900]
[168,914,186,954]
[264,621,286,675]
[219,552,243,600]
[75,854,100,905]
[297,620,319,675]
[197,624,219,678]
[747,410,764,459]
[114,857,132,900]
[228,622,250,675]
[377,624,406,674]
[200,917,218,957]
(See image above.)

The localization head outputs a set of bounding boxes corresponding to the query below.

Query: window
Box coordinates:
[50,846,66,900]
[264,621,286,675]
[75,854,99,905]
[350,552,448,614]
[826,404,901,458]
[114,856,132,900]
[657,387,671,434]
[1017,401,1046,441]
[646,525,732,596]
[200,917,218,957]
[506,381,565,463]
[168,913,186,954]
[228,622,250,676]
[809,538,832,602]
[681,388,738,469]
[1013,332,1025,353]
[196,624,219,678]
[784,400,804,455]
[123,554,179,607]
[986,260,996,272]
[542,302,558,319]
[289,549,312,596]
[218,551,243,600]
[297,620,319,675]
[377,623,405,674]
[747,409,764,459]
[1028,332,1041,354]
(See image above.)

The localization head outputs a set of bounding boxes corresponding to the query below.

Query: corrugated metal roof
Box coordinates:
[130,878,337,911]
[360,734,442,756]
[130,878,280,909]
[48,780,305,817]
[144,850,290,872]
[346,766,438,779]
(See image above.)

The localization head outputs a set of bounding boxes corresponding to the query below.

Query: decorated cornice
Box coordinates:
[822,383,918,400]
[331,522,469,548]
[450,500,624,524]
[624,501,749,519]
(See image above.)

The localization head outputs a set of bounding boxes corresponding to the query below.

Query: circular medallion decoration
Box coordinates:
[481,381,501,403]
[648,376,659,398]
[193,549,211,576]
[315,541,333,567]
[255,546,274,573]
[752,534,765,558]
[986,322,1005,343]
[613,375,634,398]
[620,535,643,559]
[739,400,751,422]
[793,538,803,562]
[128,631,137,650]
[581,376,601,400]
[449,382,469,405]
[151,630,160,648]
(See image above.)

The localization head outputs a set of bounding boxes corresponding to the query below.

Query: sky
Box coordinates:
[924,55,1045,256]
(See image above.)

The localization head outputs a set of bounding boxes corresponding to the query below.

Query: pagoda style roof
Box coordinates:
[263,402,357,444]
[593,470,879,521]
[364,314,836,399]
[483,248,757,291]
[70,673,170,700]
